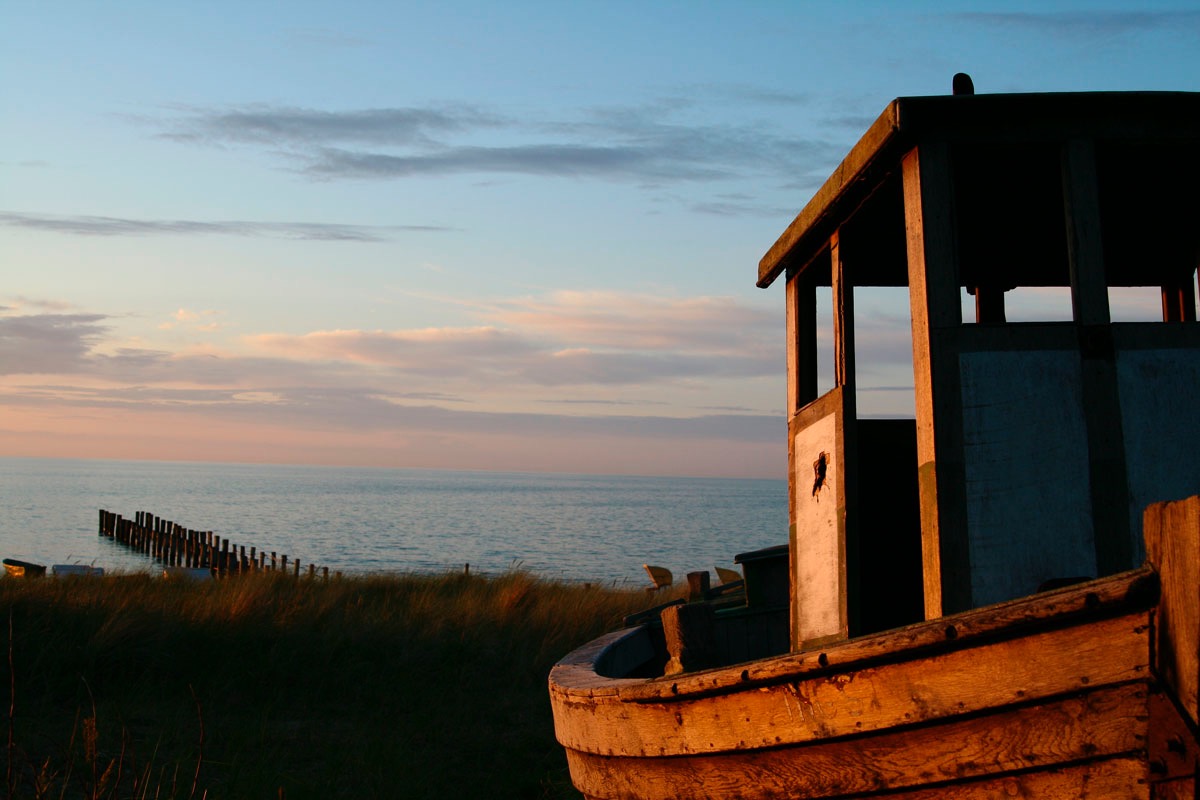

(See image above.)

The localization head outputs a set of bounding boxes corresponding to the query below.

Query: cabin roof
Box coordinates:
[757,91,1200,289]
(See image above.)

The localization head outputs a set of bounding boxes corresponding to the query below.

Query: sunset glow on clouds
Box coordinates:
[0,289,786,475]
[3,2,1197,476]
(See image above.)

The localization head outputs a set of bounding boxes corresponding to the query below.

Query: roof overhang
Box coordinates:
[757,91,1200,289]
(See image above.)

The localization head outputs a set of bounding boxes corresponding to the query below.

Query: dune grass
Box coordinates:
[1,570,665,799]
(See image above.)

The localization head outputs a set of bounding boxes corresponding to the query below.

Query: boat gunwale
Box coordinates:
[550,565,1158,704]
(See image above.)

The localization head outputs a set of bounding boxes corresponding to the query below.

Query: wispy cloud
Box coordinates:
[0,211,446,240]
[306,142,727,181]
[155,99,843,186]
[246,327,540,375]
[163,104,500,147]
[1,291,782,391]
[486,290,775,353]
[244,292,781,387]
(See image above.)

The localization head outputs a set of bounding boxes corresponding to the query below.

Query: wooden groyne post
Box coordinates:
[98,509,329,579]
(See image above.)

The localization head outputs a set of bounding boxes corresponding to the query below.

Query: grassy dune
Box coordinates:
[1,571,664,799]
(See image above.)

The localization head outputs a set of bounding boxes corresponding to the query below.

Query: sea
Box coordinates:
[1,457,787,586]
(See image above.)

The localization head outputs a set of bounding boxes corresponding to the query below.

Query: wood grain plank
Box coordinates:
[552,611,1151,756]
[878,757,1148,800]
[565,684,1150,799]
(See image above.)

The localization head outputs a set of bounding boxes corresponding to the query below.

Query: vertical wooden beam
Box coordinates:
[785,274,799,415]
[661,602,719,675]
[1062,139,1111,326]
[1063,138,1133,576]
[831,232,854,392]
[831,231,864,636]
[1144,495,1200,728]
[903,142,969,618]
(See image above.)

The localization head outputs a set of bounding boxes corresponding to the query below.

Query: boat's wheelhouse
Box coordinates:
[758,91,1200,649]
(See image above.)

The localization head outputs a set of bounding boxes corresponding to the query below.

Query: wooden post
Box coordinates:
[686,571,711,602]
[661,603,719,675]
[1063,138,1132,578]
[293,559,300,578]
[903,141,969,618]
[1145,495,1200,727]
[322,566,329,581]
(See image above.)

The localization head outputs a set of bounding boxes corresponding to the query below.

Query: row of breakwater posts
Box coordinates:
[98,509,333,580]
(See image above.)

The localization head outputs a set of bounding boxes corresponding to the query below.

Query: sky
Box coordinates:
[2,1,1199,479]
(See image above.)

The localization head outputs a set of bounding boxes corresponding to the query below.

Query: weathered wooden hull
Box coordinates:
[549,498,1200,799]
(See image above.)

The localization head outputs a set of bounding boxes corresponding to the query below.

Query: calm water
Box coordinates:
[0,457,786,585]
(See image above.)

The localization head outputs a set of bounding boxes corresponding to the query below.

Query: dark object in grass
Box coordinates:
[2,559,46,578]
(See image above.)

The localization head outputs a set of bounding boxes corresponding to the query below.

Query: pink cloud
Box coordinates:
[0,290,788,477]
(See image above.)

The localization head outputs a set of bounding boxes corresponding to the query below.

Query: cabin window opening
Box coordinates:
[1095,142,1200,321]
[961,285,1074,323]
[1005,286,1074,322]
[853,286,915,418]
[1108,285,1173,322]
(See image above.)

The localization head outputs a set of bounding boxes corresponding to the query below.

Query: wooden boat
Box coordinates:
[3,558,47,578]
[550,82,1200,798]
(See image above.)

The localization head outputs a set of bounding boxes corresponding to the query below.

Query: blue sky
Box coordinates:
[2,1,1199,477]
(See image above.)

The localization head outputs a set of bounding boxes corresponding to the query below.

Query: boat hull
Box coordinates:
[549,497,1200,799]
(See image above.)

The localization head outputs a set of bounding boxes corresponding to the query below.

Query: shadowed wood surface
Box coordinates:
[565,682,1149,799]
[1145,496,1200,726]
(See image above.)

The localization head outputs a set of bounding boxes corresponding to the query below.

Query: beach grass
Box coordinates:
[1,570,668,799]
